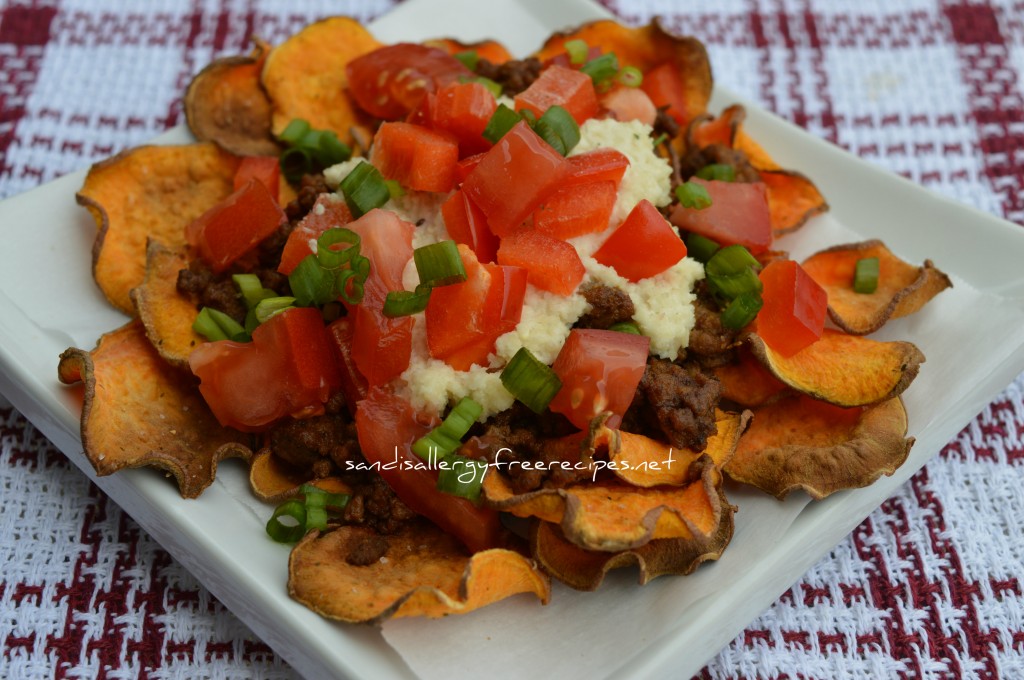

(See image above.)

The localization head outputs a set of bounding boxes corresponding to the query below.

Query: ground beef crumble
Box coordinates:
[474,57,543,96]
[576,283,636,330]
[621,358,722,452]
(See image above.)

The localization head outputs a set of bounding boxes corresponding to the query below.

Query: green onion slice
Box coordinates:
[412,397,483,461]
[685,233,720,264]
[483,104,523,144]
[608,321,642,335]
[265,500,307,543]
[339,161,390,218]
[414,240,467,287]
[384,179,405,199]
[232,273,274,309]
[705,245,763,301]
[316,228,361,269]
[308,130,351,168]
[617,65,643,87]
[254,296,296,323]
[695,164,736,182]
[500,347,562,414]
[384,285,432,318]
[193,307,247,342]
[279,147,313,184]
[534,105,580,156]
[705,244,760,277]
[454,50,479,70]
[564,39,589,65]
[854,257,880,294]
[720,291,763,330]
[652,132,668,147]
[277,119,311,146]
[436,455,488,502]
[675,181,712,210]
[580,52,620,84]
[289,256,336,307]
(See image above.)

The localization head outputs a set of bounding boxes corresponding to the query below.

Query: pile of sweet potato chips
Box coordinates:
[58,16,950,623]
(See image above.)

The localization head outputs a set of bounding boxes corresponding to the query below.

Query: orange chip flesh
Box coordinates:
[130,241,201,368]
[597,410,750,487]
[184,45,280,157]
[248,450,351,502]
[482,461,723,552]
[288,520,550,623]
[77,143,240,314]
[713,346,790,408]
[533,19,711,126]
[733,128,780,171]
[689,104,745,149]
[423,37,512,64]
[761,169,830,237]
[261,16,381,141]
[801,240,953,335]
[57,320,253,498]
[747,330,924,407]
[724,394,913,500]
[530,486,735,591]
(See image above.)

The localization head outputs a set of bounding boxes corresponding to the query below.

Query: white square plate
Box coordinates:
[2,0,1023,678]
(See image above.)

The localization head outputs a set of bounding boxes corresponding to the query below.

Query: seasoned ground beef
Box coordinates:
[474,57,543,96]
[576,283,635,330]
[686,282,741,367]
[679,143,761,184]
[269,413,357,470]
[176,259,292,322]
[284,173,331,223]
[342,476,416,535]
[345,533,389,566]
[622,358,721,452]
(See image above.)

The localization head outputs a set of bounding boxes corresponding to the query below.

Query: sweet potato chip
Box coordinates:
[724,394,913,500]
[733,129,780,171]
[57,320,252,498]
[261,16,380,141]
[130,241,201,368]
[424,37,512,64]
[713,346,789,407]
[482,460,723,552]
[533,19,711,126]
[184,44,279,157]
[77,143,240,314]
[288,520,549,623]
[596,410,750,487]
[689,104,745,149]
[801,240,953,335]
[747,330,924,407]
[249,450,350,502]
[761,169,829,237]
[530,486,735,591]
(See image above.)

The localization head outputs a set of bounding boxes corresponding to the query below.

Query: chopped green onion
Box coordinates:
[316,228,361,269]
[454,50,479,70]
[383,285,432,317]
[289,256,336,307]
[564,39,589,65]
[609,321,642,335]
[675,181,712,210]
[695,164,736,182]
[384,179,405,199]
[339,161,390,218]
[854,257,880,294]
[232,273,274,309]
[686,233,721,264]
[500,347,562,414]
[279,147,313,183]
[436,455,487,502]
[414,240,467,287]
[580,52,620,84]
[193,307,247,342]
[254,296,296,323]
[720,291,763,330]
[483,104,523,143]
[277,119,311,146]
[335,268,366,305]
[306,129,351,168]
[705,245,763,301]
[652,132,668,147]
[412,397,483,461]
[617,65,643,87]
[706,244,760,277]
[265,500,306,543]
[461,75,503,98]
[533,105,580,156]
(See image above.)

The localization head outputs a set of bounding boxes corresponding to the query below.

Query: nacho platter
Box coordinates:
[1,0,1024,679]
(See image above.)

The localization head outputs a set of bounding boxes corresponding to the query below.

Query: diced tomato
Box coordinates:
[756,259,828,357]
[355,387,504,553]
[497,230,585,296]
[326,317,368,413]
[600,86,657,126]
[430,81,496,156]
[185,179,286,273]
[189,307,341,432]
[454,153,485,184]
[233,156,281,202]
[547,329,650,431]
[669,178,772,254]
[462,121,570,236]
[641,61,692,126]
[532,180,617,239]
[345,208,415,292]
[369,122,459,193]
[345,43,471,120]
[593,199,687,281]
[405,91,435,127]
[277,194,353,275]
[515,65,599,125]
[425,245,526,370]
[565,148,629,188]
[351,275,415,387]
[441,189,498,263]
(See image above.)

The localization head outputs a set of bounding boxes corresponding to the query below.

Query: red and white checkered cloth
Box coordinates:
[1,1,1023,678]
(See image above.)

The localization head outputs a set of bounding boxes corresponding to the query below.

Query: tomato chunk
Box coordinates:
[189,307,341,432]
[593,199,687,281]
[462,121,570,236]
[600,86,657,126]
[441,189,498,264]
[669,178,772,253]
[185,178,286,273]
[233,155,280,202]
[369,121,459,193]
[565,148,629,188]
[548,329,650,430]
[345,43,470,120]
[497,230,585,296]
[326,317,368,414]
[355,388,504,553]
[641,61,692,126]
[430,81,497,156]
[515,64,599,125]
[277,194,353,275]
[756,259,828,357]
[532,180,617,239]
